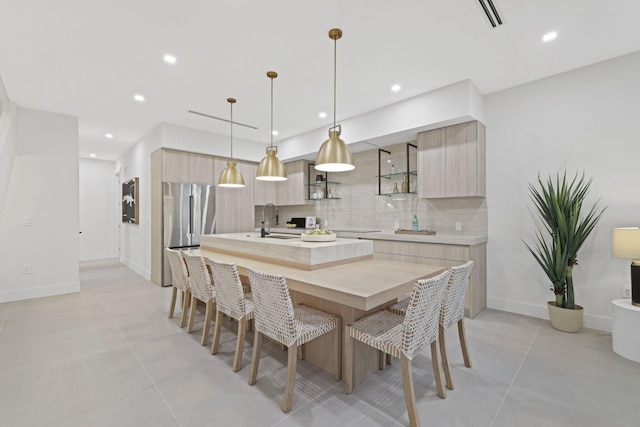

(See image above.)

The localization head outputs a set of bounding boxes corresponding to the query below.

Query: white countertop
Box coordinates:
[263,227,487,246]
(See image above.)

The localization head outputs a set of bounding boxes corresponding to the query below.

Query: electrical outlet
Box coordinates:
[455,222,462,231]
[622,286,631,298]
[22,264,32,274]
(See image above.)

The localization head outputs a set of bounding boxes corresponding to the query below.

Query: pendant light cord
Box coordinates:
[270,75,274,148]
[333,35,337,131]
[229,100,234,160]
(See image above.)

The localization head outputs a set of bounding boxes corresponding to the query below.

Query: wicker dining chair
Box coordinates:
[389,261,474,390]
[165,248,191,328]
[182,253,216,346]
[345,270,450,427]
[207,259,255,372]
[246,267,341,413]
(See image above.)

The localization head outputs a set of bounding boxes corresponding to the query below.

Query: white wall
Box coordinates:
[79,158,119,260]
[485,51,640,332]
[0,106,79,302]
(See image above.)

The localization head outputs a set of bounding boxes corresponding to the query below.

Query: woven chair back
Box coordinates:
[207,259,246,319]
[247,268,296,346]
[441,261,474,329]
[165,248,189,292]
[401,270,450,358]
[182,253,213,302]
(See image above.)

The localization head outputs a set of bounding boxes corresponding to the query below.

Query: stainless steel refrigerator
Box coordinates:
[162,182,216,286]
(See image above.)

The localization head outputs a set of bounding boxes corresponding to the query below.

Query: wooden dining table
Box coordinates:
[190,244,446,385]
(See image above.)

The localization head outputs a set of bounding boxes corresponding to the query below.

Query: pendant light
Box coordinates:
[256,71,287,181]
[315,28,355,172]
[218,98,245,188]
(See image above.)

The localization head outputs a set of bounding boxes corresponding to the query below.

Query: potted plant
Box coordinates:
[524,172,605,332]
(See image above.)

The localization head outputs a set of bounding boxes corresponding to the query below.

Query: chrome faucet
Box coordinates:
[261,203,279,237]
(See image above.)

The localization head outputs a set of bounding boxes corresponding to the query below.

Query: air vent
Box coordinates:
[477,0,503,28]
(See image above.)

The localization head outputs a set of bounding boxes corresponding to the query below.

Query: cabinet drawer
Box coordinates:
[372,240,469,262]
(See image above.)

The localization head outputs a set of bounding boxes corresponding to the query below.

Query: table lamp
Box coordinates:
[612,227,640,307]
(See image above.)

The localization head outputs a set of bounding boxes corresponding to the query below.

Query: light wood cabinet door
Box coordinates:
[418,121,485,198]
[214,159,256,233]
[417,128,446,198]
[254,179,277,206]
[161,149,190,183]
[188,153,215,185]
[276,160,308,206]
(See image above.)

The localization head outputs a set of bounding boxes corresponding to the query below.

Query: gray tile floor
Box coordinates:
[1,259,639,426]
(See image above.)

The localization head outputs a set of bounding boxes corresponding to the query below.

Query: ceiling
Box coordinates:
[1,0,640,161]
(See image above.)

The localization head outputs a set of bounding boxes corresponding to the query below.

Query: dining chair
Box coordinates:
[164,248,191,328]
[182,253,216,346]
[207,259,255,372]
[389,261,474,390]
[345,270,450,427]
[246,267,341,413]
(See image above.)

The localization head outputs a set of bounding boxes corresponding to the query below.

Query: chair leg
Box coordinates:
[233,318,247,372]
[387,353,393,366]
[248,331,263,386]
[168,286,177,318]
[430,340,447,399]
[282,344,298,413]
[179,290,190,328]
[187,296,197,333]
[201,300,213,346]
[439,324,454,390]
[344,325,354,394]
[458,319,472,368]
[211,309,224,355]
[333,317,341,381]
[401,355,420,427]
[379,351,386,370]
[297,345,305,360]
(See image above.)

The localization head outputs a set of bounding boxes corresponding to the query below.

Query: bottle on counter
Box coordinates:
[411,213,419,232]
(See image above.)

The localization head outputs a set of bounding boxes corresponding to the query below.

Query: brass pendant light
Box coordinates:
[256,71,287,181]
[218,98,246,188]
[315,28,355,172]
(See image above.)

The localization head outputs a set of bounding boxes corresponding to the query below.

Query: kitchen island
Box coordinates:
[191,232,446,384]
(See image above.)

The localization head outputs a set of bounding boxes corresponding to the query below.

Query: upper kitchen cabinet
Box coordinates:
[276,160,309,206]
[214,159,257,233]
[160,148,215,185]
[254,179,277,206]
[418,121,486,198]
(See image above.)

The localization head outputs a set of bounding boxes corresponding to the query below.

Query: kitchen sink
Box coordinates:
[264,234,299,240]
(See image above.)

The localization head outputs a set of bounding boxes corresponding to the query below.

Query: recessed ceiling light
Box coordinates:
[133,94,145,102]
[318,112,327,118]
[90,153,97,158]
[542,31,558,43]
[163,54,177,64]
[105,133,113,139]
[391,84,401,92]
[272,130,279,136]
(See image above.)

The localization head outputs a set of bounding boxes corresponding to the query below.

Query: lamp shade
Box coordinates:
[256,146,287,181]
[218,161,245,188]
[315,129,355,172]
[612,227,640,260]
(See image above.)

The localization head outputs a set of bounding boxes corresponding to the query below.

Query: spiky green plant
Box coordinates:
[525,172,606,309]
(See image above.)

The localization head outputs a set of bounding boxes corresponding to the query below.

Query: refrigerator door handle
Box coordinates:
[189,194,194,236]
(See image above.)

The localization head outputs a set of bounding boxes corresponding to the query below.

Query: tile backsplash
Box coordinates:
[255,141,487,235]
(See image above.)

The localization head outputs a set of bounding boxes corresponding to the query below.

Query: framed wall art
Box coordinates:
[122,177,139,224]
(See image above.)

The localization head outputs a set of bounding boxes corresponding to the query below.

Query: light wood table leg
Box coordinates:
[344,324,354,394]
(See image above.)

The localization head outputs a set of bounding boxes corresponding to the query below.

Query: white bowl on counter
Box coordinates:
[300,233,337,242]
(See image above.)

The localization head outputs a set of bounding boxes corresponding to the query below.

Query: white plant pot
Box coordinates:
[547,301,583,333]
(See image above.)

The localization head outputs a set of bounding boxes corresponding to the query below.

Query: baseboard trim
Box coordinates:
[79,253,119,262]
[487,296,612,332]
[119,257,151,280]
[0,281,80,303]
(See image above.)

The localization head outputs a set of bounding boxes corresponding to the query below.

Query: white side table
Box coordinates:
[612,299,640,363]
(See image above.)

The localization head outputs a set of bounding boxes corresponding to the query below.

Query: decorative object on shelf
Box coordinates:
[411,213,419,232]
[393,182,399,193]
[524,172,606,332]
[121,177,139,224]
[402,174,409,193]
[218,98,245,187]
[316,174,324,183]
[395,229,436,236]
[315,28,354,172]
[257,71,287,181]
[377,143,417,195]
[612,227,640,307]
